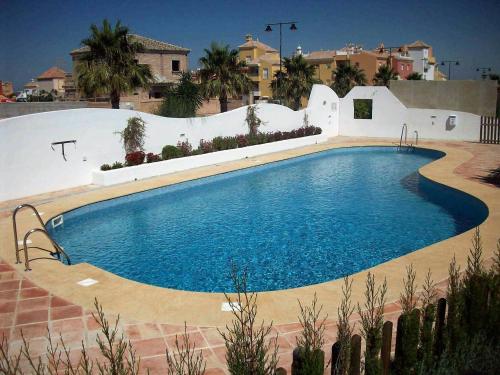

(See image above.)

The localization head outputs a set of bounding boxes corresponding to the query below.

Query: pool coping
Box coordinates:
[1,138,499,327]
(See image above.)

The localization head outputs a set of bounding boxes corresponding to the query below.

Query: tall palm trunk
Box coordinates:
[110,90,120,109]
[293,97,301,111]
[219,93,228,113]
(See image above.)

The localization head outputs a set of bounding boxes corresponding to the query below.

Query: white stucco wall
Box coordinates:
[339,86,480,142]
[0,85,339,201]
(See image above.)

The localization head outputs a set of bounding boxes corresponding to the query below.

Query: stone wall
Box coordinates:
[0,102,89,119]
[390,80,498,116]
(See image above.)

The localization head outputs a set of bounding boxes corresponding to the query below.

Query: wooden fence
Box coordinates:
[480,116,500,144]
[281,298,449,375]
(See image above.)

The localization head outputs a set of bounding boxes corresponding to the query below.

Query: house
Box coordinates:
[36,66,67,94]
[70,34,190,111]
[405,40,436,80]
[0,81,14,97]
[303,49,336,86]
[238,34,280,101]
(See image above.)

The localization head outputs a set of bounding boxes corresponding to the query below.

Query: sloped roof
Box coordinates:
[71,34,190,54]
[304,50,336,61]
[37,67,66,80]
[407,40,431,49]
[239,39,278,52]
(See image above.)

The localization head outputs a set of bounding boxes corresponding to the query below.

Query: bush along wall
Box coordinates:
[100,125,322,171]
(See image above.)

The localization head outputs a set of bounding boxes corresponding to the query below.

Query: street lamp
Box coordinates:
[476,67,491,80]
[440,60,459,80]
[378,45,403,69]
[265,21,298,101]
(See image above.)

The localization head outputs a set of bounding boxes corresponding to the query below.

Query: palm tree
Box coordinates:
[330,64,367,97]
[199,42,251,112]
[271,55,318,110]
[75,19,154,109]
[407,72,423,80]
[157,72,203,118]
[373,65,399,87]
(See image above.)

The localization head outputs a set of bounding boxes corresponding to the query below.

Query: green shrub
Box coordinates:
[162,145,183,160]
[111,161,124,169]
[100,164,111,171]
[118,116,146,153]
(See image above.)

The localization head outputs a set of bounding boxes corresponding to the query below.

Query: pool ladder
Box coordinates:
[397,124,418,152]
[12,204,71,271]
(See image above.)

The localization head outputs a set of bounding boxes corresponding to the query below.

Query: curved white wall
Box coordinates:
[339,86,480,141]
[0,85,339,201]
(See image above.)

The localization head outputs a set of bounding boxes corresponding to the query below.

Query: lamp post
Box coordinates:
[476,67,491,80]
[440,60,459,80]
[265,21,298,101]
[378,45,402,69]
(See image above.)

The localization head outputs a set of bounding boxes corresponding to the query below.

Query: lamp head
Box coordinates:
[455,61,460,66]
[265,25,272,32]
[290,23,297,31]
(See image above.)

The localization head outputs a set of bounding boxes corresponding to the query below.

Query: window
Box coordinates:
[353,99,373,119]
[263,68,269,79]
[246,56,251,62]
[172,60,180,72]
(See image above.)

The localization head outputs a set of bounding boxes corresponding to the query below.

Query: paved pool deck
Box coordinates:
[1,137,499,373]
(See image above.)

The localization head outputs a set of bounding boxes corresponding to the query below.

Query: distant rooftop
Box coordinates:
[407,40,431,49]
[304,50,336,61]
[239,34,278,53]
[37,67,66,80]
[71,34,190,55]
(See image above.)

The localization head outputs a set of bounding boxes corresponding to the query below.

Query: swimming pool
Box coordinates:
[47,147,488,292]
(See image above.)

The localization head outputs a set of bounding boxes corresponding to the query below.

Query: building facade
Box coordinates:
[238,34,280,101]
[70,34,190,111]
[406,40,436,80]
[0,81,14,96]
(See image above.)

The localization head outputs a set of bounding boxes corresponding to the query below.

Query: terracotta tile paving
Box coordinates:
[1,141,498,374]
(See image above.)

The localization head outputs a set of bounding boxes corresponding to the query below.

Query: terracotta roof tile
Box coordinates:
[238,40,277,52]
[304,50,336,61]
[37,67,66,80]
[71,34,189,55]
[407,40,431,49]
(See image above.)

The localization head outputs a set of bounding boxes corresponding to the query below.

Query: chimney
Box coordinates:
[245,34,253,42]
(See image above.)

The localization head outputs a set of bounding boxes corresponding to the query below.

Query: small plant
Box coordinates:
[246,105,263,136]
[177,140,193,157]
[303,112,310,127]
[198,139,214,153]
[112,161,124,169]
[166,323,206,375]
[335,276,355,375]
[418,269,437,372]
[162,145,183,160]
[358,272,387,375]
[118,116,147,153]
[146,152,161,163]
[125,151,145,166]
[219,265,279,375]
[236,134,248,148]
[293,293,327,375]
[394,265,420,375]
[101,163,112,171]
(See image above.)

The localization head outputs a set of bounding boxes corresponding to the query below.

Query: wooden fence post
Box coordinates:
[381,321,393,375]
[349,334,361,375]
[331,341,342,375]
[433,298,447,358]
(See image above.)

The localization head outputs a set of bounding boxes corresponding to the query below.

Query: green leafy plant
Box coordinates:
[101,163,112,171]
[246,105,263,137]
[334,276,355,375]
[330,64,367,98]
[166,323,206,375]
[358,272,387,375]
[293,293,327,375]
[219,266,279,375]
[118,116,146,153]
[162,145,183,160]
[157,72,203,118]
[111,161,124,169]
[417,269,437,372]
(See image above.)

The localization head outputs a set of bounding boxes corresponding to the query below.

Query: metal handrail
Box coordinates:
[12,204,45,264]
[398,124,408,151]
[22,228,71,271]
[414,130,419,145]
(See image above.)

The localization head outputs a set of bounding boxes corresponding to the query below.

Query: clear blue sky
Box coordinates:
[1,0,499,91]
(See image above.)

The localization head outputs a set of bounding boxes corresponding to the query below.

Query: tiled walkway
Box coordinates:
[1,140,498,374]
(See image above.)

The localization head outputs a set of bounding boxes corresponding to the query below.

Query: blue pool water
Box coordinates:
[47,147,488,292]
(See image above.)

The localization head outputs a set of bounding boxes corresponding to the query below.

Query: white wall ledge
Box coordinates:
[92,134,328,186]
